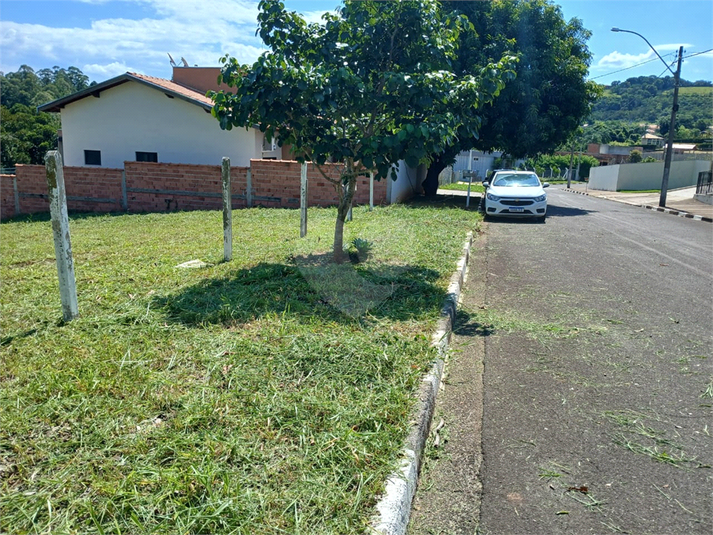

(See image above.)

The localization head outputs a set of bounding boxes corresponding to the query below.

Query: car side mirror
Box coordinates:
[542,182,550,188]
[482,182,489,188]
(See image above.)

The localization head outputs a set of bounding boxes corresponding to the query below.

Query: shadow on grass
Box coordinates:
[154,256,444,326]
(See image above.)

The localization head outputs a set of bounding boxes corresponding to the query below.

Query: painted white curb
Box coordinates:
[368,231,474,535]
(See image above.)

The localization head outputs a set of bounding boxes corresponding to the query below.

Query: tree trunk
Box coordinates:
[423,155,447,197]
[332,169,356,263]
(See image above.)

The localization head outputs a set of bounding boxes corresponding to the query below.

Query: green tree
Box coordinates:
[0,104,59,168]
[628,149,642,163]
[0,65,93,168]
[211,0,513,261]
[421,0,598,195]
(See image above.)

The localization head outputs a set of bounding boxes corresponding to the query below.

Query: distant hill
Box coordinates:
[591,75,713,135]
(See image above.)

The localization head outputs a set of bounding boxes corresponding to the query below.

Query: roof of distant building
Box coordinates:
[38,72,214,113]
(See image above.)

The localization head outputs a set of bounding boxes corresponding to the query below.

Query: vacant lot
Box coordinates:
[1,201,477,534]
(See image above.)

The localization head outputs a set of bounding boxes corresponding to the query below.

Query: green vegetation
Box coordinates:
[211,0,512,260]
[522,154,599,179]
[439,182,485,193]
[0,65,95,169]
[591,75,712,144]
[422,0,598,193]
[0,201,479,534]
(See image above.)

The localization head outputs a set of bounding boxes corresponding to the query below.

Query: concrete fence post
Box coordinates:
[300,162,308,237]
[121,169,128,211]
[369,172,374,211]
[347,180,354,222]
[222,157,232,262]
[45,151,79,322]
[13,174,21,215]
[246,167,253,208]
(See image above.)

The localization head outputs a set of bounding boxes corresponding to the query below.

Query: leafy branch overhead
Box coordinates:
[210,0,515,181]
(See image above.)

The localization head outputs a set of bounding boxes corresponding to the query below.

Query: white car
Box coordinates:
[483,170,549,221]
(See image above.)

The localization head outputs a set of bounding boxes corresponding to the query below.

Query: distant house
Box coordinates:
[640,132,664,148]
[583,143,644,165]
[664,143,698,153]
[38,67,288,168]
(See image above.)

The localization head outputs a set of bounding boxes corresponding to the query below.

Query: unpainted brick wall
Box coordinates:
[250,159,387,207]
[1,174,17,220]
[124,161,248,213]
[2,159,388,221]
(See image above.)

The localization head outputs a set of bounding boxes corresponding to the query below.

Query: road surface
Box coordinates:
[409,188,712,535]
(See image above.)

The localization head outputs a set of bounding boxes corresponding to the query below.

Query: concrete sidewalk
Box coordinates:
[560,183,713,221]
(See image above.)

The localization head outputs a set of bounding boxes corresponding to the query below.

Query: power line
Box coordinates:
[588,51,677,81]
[683,48,713,59]
[589,48,713,82]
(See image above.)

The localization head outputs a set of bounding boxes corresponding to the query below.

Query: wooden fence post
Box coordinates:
[300,162,308,237]
[45,151,78,321]
[222,157,232,262]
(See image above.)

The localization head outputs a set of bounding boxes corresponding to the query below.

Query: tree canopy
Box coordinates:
[418,0,598,194]
[211,0,514,260]
[0,65,94,168]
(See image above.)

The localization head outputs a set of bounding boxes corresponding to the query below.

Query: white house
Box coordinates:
[38,67,284,168]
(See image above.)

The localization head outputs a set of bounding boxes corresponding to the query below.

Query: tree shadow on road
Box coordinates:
[545,204,597,218]
[451,309,496,337]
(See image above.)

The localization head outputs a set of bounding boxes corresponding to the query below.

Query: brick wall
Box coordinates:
[8,165,124,218]
[250,159,387,208]
[1,160,388,221]
[124,161,248,213]
[1,174,16,220]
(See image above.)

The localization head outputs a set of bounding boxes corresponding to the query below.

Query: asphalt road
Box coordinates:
[409,189,713,535]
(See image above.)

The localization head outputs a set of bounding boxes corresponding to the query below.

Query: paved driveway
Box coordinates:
[409,189,712,534]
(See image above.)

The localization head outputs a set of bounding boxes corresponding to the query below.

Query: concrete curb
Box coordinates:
[559,187,713,223]
[368,231,474,535]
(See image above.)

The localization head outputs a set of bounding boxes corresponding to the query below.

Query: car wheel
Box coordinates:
[535,214,546,223]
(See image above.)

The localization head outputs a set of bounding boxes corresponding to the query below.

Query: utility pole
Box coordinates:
[611,28,683,208]
[660,46,683,207]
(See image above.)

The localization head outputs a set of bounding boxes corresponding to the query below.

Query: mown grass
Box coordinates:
[438,182,485,193]
[1,200,480,534]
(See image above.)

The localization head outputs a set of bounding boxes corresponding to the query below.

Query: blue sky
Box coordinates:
[1,0,711,85]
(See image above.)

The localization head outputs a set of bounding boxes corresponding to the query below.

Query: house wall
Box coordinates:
[589,159,711,191]
[2,160,388,221]
[389,161,423,203]
[60,81,260,168]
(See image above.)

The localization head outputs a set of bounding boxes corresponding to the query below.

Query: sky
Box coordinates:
[1,0,712,86]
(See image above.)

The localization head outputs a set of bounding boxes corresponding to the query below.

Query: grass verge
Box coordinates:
[438,182,485,193]
[1,199,479,534]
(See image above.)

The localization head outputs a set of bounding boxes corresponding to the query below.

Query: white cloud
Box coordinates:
[597,43,695,69]
[82,61,134,78]
[0,0,265,80]
[597,50,653,69]
[300,9,337,24]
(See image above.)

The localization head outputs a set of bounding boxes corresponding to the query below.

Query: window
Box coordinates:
[262,136,278,152]
[84,150,101,166]
[136,151,158,163]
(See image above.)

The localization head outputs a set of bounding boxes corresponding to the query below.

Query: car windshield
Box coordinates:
[492,173,540,187]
